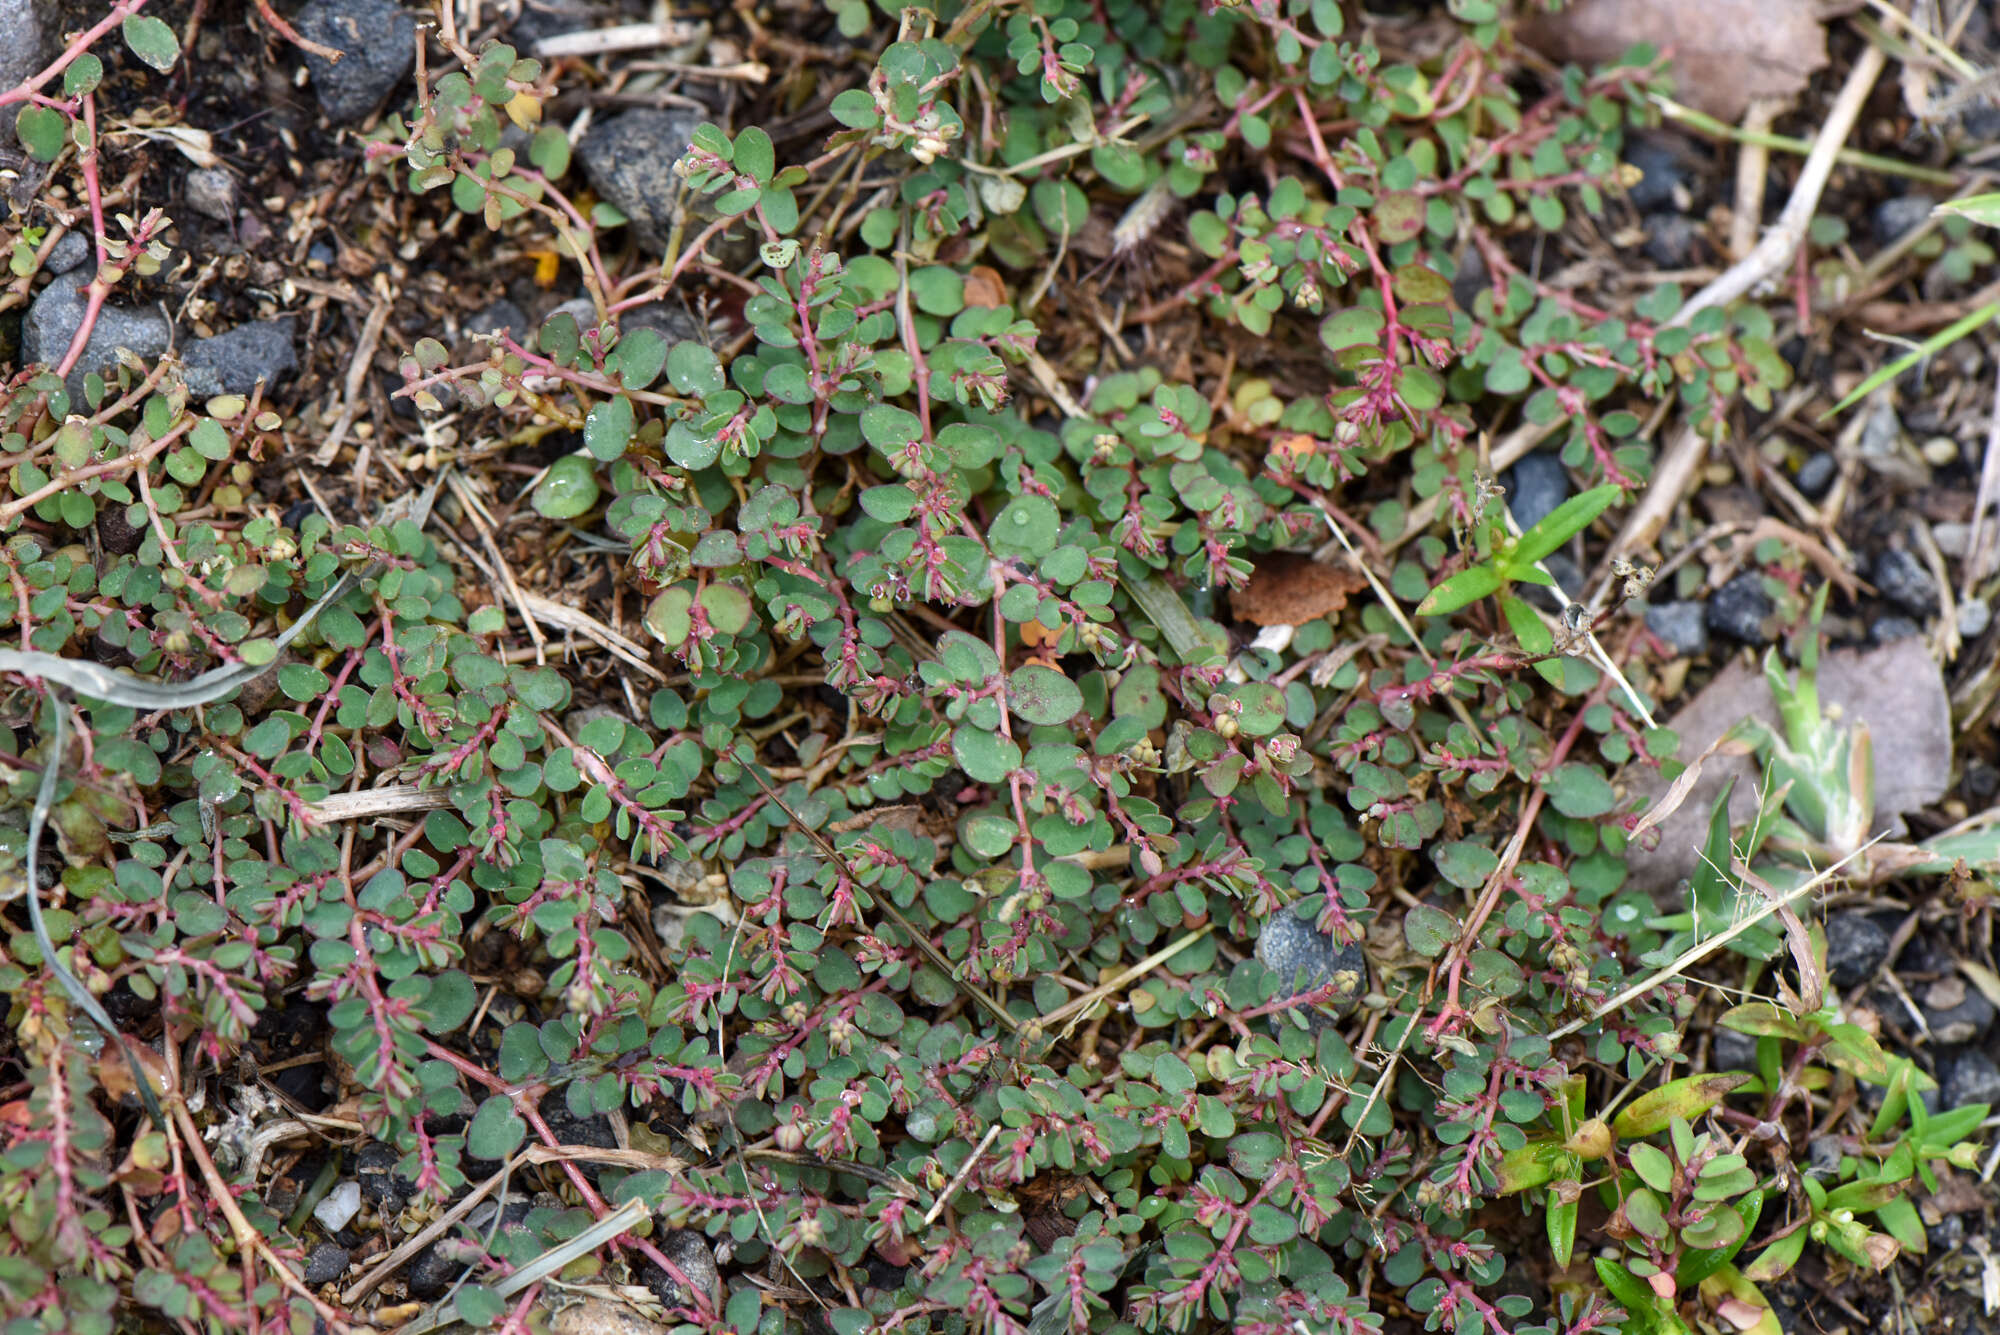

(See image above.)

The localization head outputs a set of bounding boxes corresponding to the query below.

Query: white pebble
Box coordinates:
[1959,599,1991,639]
[314,1181,361,1233]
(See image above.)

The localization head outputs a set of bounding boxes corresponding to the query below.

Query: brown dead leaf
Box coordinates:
[1518,0,1860,121]
[963,265,1008,308]
[1230,552,1368,626]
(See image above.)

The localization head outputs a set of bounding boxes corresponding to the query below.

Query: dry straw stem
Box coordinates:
[1548,837,1881,1042]
[1598,38,1887,582]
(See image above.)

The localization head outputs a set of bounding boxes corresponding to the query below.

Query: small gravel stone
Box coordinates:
[1704,573,1772,645]
[356,1141,416,1215]
[1859,400,1902,458]
[1873,547,1937,616]
[466,298,529,341]
[313,1180,361,1233]
[623,300,706,345]
[552,1299,673,1335]
[1959,599,1992,639]
[1255,911,1368,1019]
[1804,1135,1843,1180]
[1521,552,1582,614]
[1874,194,1936,242]
[21,267,173,407]
[184,317,298,399]
[641,1230,721,1312]
[1921,977,1996,1046]
[1823,913,1890,990]
[1794,452,1837,500]
[185,168,237,222]
[46,231,90,274]
[405,1242,462,1300]
[0,2,52,139]
[578,108,705,253]
[1927,1214,1965,1253]
[303,1243,350,1286]
[1940,1048,2000,1111]
[1504,451,1571,534]
[1710,1027,1758,1073]
[1645,602,1709,658]
[297,0,417,124]
[1870,616,1922,645]
[1642,212,1700,268]
[1623,137,1693,213]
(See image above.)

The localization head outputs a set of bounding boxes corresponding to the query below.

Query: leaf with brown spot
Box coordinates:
[1518,0,1860,121]
[1229,552,1368,626]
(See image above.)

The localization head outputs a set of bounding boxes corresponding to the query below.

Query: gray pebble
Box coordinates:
[1872,547,1937,616]
[405,1241,461,1300]
[1922,977,1995,1046]
[185,168,238,222]
[1704,573,1772,645]
[1859,401,1902,459]
[1255,910,1368,1020]
[1710,1026,1758,1073]
[46,230,90,274]
[1623,137,1694,213]
[184,317,298,400]
[1939,1048,2000,1111]
[466,298,529,341]
[1928,1214,1965,1253]
[1870,615,1922,645]
[1504,451,1571,534]
[1959,599,1991,639]
[1794,452,1837,500]
[303,1242,350,1286]
[297,0,416,124]
[1823,913,1889,990]
[1874,194,1936,242]
[623,299,706,345]
[355,1141,416,1215]
[1642,213,1701,269]
[1804,1134,1843,1181]
[642,1230,720,1312]
[1645,602,1708,658]
[0,1,52,139]
[21,268,172,408]
[578,108,705,252]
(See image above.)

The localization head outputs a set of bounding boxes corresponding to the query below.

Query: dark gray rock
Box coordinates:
[1645,602,1708,658]
[1872,547,1937,617]
[21,268,173,408]
[1643,213,1701,268]
[624,299,705,345]
[641,1230,720,1312]
[1795,452,1837,500]
[1623,137,1695,213]
[1504,451,1571,534]
[466,299,529,341]
[46,231,89,274]
[185,168,237,222]
[1870,615,1922,645]
[355,1141,416,1215]
[1522,552,1582,615]
[1939,1048,2000,1111]
[1823,913,1889,990]
[405,1242,461,1300]
[1922,977,1995,1046]
[303,1243,350,1286]
[1710,1026,1758,1073]
[184,317,298,399]
[578,108,704,252]
[1255,910,1368,1019]
[0,2,53,138]
[1874,194,1936,243]
[1704,573,1772,645]
[297,0,416,124]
